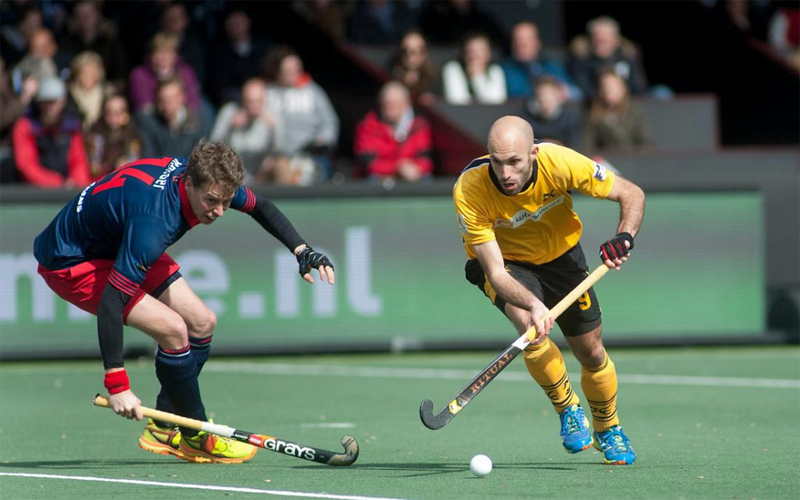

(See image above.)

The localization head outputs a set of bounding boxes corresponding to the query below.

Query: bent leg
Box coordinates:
[509,304,591,453]
[156,277,216,339]
[126,296,206,429]
[565,325,620,432]
[567,324,635,464]
[505,304,580,413]
[156,277,216,372]
[126,294,191,349]
[148,278,216,419]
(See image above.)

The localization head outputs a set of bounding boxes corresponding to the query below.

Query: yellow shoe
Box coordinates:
[138,418,184,459]
[178,422,258,464]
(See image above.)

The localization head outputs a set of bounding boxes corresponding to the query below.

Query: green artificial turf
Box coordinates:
[1,346,798,499]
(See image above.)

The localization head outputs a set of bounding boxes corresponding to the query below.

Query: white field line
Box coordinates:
[0,472,407,500]
[300,423,356,428]
[205,362,800,389]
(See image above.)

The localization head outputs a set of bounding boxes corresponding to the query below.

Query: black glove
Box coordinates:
[599,232,635,262]
[296,246,334,277]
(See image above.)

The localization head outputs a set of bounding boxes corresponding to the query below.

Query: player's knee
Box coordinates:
[582,344,607,367]
[191,308,216,337]
[160,318,189,349]
[505,307,530,334]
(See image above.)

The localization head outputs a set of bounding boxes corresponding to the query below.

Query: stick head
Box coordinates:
[419,399,452,430]
[327,435,359,466]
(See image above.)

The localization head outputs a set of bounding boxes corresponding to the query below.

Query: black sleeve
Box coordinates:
[96,283,131,370]
[249,194,306,252]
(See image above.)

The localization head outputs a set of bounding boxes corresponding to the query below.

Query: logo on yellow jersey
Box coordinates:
[493,197,564,229]
[593,163,608,181]
[457,213,468,234]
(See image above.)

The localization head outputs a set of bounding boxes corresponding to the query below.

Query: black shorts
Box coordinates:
[465,244,602,336]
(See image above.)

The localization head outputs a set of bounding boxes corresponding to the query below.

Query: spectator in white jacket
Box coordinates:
[442,32,506,105]
[261,46,339,184]
[210,78,274,179]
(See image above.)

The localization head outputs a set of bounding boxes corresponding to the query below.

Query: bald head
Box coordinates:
[487,115,534,153]
[486,116,538,196]
[379,81,411,125]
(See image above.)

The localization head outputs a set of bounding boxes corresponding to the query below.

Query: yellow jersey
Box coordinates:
[453,142,616,264]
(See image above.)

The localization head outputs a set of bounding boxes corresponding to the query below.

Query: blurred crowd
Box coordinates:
[717,0,800,69]
[0,0,340,187]
[0,0,796,188]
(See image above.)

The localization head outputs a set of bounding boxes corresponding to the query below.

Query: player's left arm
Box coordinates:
[601,175,646,270]
[232,187,335,285]
[549,143,645,270]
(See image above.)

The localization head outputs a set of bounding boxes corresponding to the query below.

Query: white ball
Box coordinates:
[470,454,492,477]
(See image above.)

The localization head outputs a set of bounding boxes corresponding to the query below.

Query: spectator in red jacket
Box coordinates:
[12,77,91,188]
[1,55,38,183]
[354,81,433,182]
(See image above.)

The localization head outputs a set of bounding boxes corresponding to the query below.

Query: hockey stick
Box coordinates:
[93,395,359,466]
[419,264,610,430]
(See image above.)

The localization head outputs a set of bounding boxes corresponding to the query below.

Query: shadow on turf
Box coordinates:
[295,462,579,477]
[0,459,177,469]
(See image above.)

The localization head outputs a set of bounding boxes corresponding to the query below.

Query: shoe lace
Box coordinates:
[215,436,234,452]
[604,429,630,452]
[150,422,178,443]
[199,432,234,453]
[561,408,585,435]
[166,427,181,447]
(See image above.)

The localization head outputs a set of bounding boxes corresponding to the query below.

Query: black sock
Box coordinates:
[190,335,212,374]
[155,345,205,436]
[155,335,213,425]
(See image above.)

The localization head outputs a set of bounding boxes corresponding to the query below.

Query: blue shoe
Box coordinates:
[559,405,593,453]
[593,426,636,465]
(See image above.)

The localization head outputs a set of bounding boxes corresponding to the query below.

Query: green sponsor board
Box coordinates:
[0,192,764,355]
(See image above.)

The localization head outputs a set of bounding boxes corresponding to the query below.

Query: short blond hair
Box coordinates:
[587,16,620,35]
[150,32,179,53]
[70,50,105,82]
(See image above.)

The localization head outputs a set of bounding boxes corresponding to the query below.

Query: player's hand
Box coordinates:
[108,389,143,421]
[600,232,634,270]
[528,300,554,345]
[296,246,335,285]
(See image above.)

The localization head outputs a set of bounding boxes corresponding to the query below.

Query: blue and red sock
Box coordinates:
[154,344,205,436]
[155,335,213,426]
[190,335,213,373]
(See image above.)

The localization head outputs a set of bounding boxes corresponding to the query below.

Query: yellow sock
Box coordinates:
[523,338,580,413]
[581,351,620,432]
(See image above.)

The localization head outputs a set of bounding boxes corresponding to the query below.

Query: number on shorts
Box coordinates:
[577,291,592,311]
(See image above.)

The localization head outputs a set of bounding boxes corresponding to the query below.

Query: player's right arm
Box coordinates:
[454,170,552,341]
[97,215,168,420]
[97,284,142,420]
[471,240,554,343]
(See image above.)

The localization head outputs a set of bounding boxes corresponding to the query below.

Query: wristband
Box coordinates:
[104,369,130,395]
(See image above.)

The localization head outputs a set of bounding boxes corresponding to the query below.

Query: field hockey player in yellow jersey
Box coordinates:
[453,116,645,465]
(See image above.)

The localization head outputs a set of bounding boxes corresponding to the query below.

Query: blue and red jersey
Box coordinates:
[33,156,258,297]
